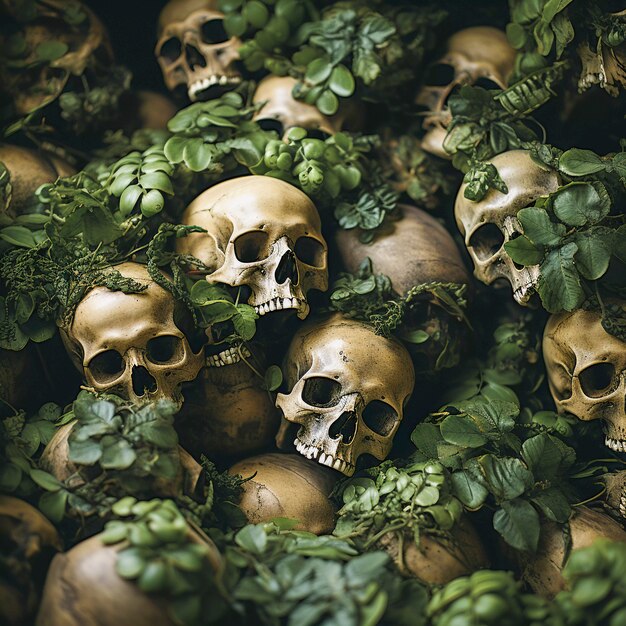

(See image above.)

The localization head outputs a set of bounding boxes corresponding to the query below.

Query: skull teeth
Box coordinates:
[605,436,626,453]
[620,491,626,518]
[206,345,251,368]
[293,436,355,476]
[513,282,535,305]
[188,74,241,99]
[254,297,309,319]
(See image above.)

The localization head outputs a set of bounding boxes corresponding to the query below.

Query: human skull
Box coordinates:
[416,26,516,158]
[543,302,626,453]
[155,0,241,102]
[176,176,328,319]
[455,150,561,306]
[275,314,415,476]
[60,262,204,407]
[0,0,113,116]
[252,76,355,139]
[335,204,471,372]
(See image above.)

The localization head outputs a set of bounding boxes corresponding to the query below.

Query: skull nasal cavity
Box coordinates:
[185,44,207,69]
[329,411,357,444]
[132,366,158,397]
[275,251,299,285]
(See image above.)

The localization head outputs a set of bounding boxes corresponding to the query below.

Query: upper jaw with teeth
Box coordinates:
[206,344,251,368]
[294,436,355,476]
[254,296,310,320]
[605,436,626,453]
[513,282,536,305]
[188,74,241,99]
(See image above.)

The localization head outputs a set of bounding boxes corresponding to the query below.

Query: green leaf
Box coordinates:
[100,439,137,470]
[493,498,540,552]
[572,230,612,280]
[68,438,102,465]
[263,365,283,391]
[506,22,527,49]
[440,415,487,448]
[163,136,187,163]
[119,185,143,216]
[517,207,566,245]
[235,524,267,554]
[35,40,69,61]
[521,433,574,480]
[450,470,489,509]
[140,189,165,217]
[232,305,257,341]
[558,148,606,176]
[477,455,533,501]
[552,182,609,227]
[329,65,355,97]
[137,423,178,449]
[537,243,583,312]
[183,140,213,172]
[0,225,37,248]
[138,172,174,195]
[224,13,247,37]
[30,469,62,492]
[316,90,339,116]
[39,489,68,523]
[305,57,332,85]
[531,488,570,523]
[504,235,544,266]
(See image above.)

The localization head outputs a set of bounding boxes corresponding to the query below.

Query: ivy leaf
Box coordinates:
[572,229,612,280]
[475,455,534,501]
[504,235,544,266]
[537,243,583,312]
[552,182,610,227]
[232,305,257,341]
[450,470,489,509]
[517,207,566,245]
[521,433,574,481]
[440,415,487,448]
[558,148,606,176]
[493,498,540,552]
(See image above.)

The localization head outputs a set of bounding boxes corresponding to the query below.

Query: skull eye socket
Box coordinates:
[579,363,617,398]
[295,236,325,268]
[234,231,270,263]
[474,77,502,91]
[307,129,331,141]
[468,223,504,261]
[158,38,182,62]
[88,350,124,383]
[201,19,229,45]
[362,401,399,437]
[302,376,342,408]
[146,335,184,364]
[257,118,285,136]
[424,63,455,86]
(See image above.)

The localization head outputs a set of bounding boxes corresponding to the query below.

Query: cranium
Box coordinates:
[0,0,113,116]
[155,0,241,102]
[543,302,626,453]
[275,314,415,476]
[60,262,204,407]
[416,26,516,158]
[252,75,357,139]
[176,176,328,319]
[455,150,561,306]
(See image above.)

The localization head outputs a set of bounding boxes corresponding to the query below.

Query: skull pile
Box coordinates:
[177,176,329,320]
[276,315,415,476]
[156,0,242,101]
[60,262,204,407]
[455,150,561,306]
[543,302,626,453]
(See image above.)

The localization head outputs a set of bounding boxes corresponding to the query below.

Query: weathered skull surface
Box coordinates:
[455,150,561,306]
[543,302,626,453]
[416,26,516,158]
[156,0,241,101]
[253,76,350,139]
[60,262,203,407]
[0,0,113,116]
[276,314,415,476]
[177,176,328,319]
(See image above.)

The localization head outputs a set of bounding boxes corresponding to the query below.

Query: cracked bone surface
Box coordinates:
[176,176,328,320]
[455,150,561,306]
[60,262,204,408]
[155,0,241,101]
[416,26,516,159]
[275,314,415,477]
[543,300,626,452]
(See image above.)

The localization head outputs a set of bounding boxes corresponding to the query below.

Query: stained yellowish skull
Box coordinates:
[155,0,241,101]
[0,0,113,116]
[416,26,516,158]
[176,176,328,320]
[455,150,561,306]
[276,314,415,477]
[253,75,357,139]
[543,302,626,453]
[60,262,204,407]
